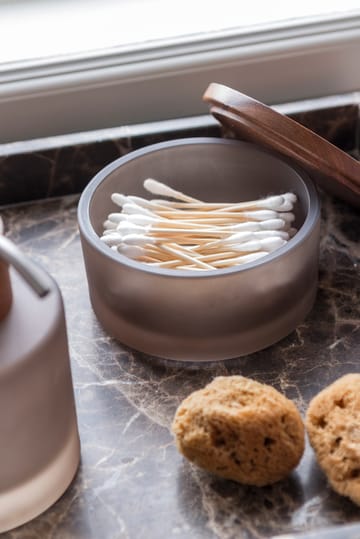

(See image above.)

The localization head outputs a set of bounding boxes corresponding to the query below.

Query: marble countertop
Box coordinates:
[1,188,359,539]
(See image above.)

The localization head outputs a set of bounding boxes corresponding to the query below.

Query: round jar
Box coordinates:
[78,138,320,361]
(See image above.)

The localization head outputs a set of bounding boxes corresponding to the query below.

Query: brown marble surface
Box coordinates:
[0,93,359,538]
[0,93,359,206]
[0,187,359,539]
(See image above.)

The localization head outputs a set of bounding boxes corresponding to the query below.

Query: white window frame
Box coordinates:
[1,8,360,142]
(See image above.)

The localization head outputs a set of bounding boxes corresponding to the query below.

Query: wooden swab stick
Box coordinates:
[119,233,217,247]
[211,251,269,267]
[170,252,270,269]
[150,251,270,269]
[116,240,203,268]
[154,209,280,221]
[196,251,244,262]
[149,193,297,211]
[146,260,186,268]
[174,266,210,271]
[158,243,216,270]
[215,196,285,212]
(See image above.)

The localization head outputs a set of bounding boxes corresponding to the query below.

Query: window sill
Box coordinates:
[1,12,360,142]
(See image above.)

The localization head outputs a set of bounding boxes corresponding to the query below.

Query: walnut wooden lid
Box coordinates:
[203,83,360,207]
[0,218,12,322]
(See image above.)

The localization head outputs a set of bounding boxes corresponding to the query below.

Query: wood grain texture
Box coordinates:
[0,261,12,321]
[203,83,360,207]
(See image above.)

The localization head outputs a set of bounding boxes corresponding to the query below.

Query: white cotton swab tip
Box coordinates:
[275,201,293,212]
[103,219,117,230]
[280,212,295,223]
[116,222,147,235]
[284,192,297,204]
[121,233,158,246]
[259,237,287,251]
[108,213,125,223]
[117,244,147,258]
[240,210,278,221]
[258,195,285,209]
[100,232,123,246]
[113,214,157,227]
[258,219,286,230]
[111,193,128,207]
[122,202,156,217]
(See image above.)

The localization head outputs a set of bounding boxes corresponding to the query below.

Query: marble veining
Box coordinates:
[0,188,359,539]
[0,96,358,207]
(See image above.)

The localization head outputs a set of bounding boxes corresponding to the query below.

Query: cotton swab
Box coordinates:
[114,214,228,230]
[143,178,202,203]
[153,209,281,221]
[100,179,299,270]
[104,214,290,232]
[121,202,157,217]
[148,192,296,211]
[116,221,256,239]
[143,179,294,211]
[111,193,173,212]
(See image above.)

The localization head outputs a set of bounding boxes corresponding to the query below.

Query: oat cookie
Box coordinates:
[172,376,304,486]
[306,373,360,505]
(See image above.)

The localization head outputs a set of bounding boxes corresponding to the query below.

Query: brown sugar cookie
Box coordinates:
[172,376,304,486]
[306,373,360,505]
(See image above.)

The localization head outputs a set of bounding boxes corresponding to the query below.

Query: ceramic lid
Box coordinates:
[203,83,360,207]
